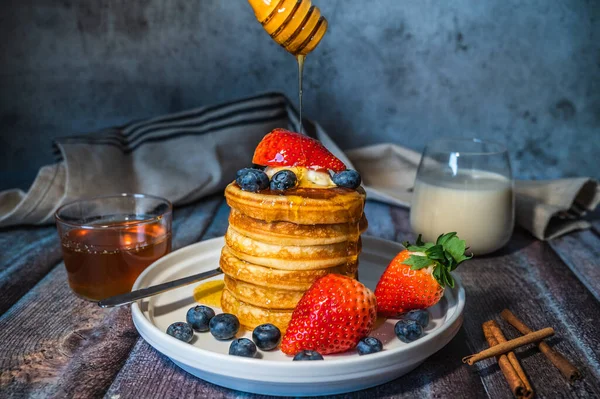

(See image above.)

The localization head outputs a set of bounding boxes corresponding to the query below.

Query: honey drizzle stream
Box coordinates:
[297,54,305,134]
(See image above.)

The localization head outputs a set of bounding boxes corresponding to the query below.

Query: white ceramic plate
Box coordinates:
[131,235,465,397]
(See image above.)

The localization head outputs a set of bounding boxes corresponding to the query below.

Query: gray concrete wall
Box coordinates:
[1,0,599,191]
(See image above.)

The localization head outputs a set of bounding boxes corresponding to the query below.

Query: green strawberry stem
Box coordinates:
[402,232,472,288]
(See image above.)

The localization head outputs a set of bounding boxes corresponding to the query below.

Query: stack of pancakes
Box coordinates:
[220,182,367,332]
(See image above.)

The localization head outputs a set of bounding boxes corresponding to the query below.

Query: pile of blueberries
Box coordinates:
[236,167,362,193]
[166,306,430,360]
[355,309,430,356]
[394,309,429,343]
[166,305,281,358]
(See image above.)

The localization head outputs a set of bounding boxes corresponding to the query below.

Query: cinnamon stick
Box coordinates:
[486,320,534,398]
[500,309,581,382]
[482,321,527,398]
[463,327,554,365]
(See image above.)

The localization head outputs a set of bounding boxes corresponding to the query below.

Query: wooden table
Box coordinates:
[1,195,599,398]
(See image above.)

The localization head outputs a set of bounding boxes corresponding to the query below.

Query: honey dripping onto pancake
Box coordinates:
[297,54,305,134]
[248,0,328,153]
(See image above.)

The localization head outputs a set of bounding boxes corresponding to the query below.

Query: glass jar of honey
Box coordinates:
[55,193,172,301]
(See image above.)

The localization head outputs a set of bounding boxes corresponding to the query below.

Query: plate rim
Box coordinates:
[131,235,465,373]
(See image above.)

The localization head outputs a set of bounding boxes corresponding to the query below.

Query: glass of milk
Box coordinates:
[410,138,514,255]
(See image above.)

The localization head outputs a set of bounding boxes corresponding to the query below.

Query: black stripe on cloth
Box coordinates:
[122,92,286,137]
[52,142,64,162]
[54,111,288,154]
[57,99,288,150]
[59,137,128,147]
[126,101,287,147]
[62,128,127,143]
[123,110,288,154]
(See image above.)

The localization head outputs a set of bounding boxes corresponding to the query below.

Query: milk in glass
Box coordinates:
[410,169,514,255]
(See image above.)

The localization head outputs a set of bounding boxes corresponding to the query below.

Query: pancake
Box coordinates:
[221,288,293,332]
[228,209,367,246]
[225,182,366,225]
[225,228,361,270]
[220,246,357,290]
[223,275,304,309]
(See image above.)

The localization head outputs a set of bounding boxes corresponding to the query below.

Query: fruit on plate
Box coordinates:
[280,274,377,356]
[252,323,282,351]
[252,128,346,172]
[394,319,423,343]
[166,322,194,343]
[293,350,324,361]
[403,309,430,328]
[375,232,471,317]
[209,313,240,340]
[229,338,258,358]
[186,305,216,332]
[356,337,383,355]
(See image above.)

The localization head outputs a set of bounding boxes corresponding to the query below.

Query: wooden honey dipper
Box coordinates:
[248,0,328,55]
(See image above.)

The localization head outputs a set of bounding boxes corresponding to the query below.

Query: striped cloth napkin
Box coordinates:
[0,92,598,240]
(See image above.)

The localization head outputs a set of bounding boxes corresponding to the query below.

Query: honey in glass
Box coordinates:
[55,194,172,301]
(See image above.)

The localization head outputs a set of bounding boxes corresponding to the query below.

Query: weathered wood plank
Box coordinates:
[0,265,139,399]
[0,224,56,266]
[458,227,600,398]
[0,197,222,398]
[549,229,600,302]
[104,327,486,399]
[0,225,62,315]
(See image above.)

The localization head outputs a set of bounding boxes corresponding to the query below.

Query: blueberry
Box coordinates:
[402,309,430,328]
[186,305,216,332]
[166,322,194,343]
[356,337,383,355]
[236,168,269,192]
[209,313,240,340]
[394,319,423,343]
[270,170,298,192]
[236,168,250,178]
[332,170,361,189]
[252,323,281,351]
[229,338,257,358]
[293,350,324,361]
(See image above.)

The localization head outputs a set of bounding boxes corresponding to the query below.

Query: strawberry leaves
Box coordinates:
[402,255,432,270]
[402,234,433,252]
[401,232,472,288]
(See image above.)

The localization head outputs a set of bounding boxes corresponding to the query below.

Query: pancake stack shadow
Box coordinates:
[220,183,368,332]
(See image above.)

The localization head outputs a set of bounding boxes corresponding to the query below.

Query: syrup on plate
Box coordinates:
[193,280,225,307]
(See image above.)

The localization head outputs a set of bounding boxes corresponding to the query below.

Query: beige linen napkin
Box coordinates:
[1,92,598,241]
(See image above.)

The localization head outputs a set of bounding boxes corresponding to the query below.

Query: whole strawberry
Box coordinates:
[252,128,346,172]
[375,232,471,317]
[281,274,377,356]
